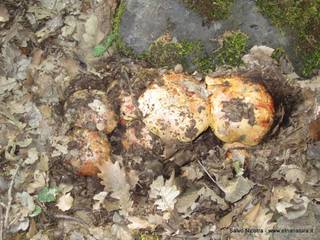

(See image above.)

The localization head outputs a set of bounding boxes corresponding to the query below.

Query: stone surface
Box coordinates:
[120,0,290,53]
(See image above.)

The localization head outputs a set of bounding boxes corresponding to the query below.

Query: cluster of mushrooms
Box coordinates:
[64,71,275,176]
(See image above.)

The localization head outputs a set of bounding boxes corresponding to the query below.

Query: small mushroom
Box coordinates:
[66,129,111,176]
[64,89,118,133]
[206,75,275,146]
[138,72,210,143]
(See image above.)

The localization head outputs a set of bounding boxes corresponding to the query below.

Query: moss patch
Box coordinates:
[180,0,234,21]
[256,0,320,76]
[93,1,130,57]
[146,34,204,69]
[214,31,248,67]
[95,2,248,74]
[145,31,248,73]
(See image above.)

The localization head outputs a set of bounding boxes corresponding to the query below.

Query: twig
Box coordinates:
[0,204,3,240]
[4,158,23,229]
[197,160,217,184]
[54,214,89,227]
[197,160,226,197]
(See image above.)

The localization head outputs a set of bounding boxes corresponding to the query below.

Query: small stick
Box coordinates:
[4,159,23,228]
[0,204,3,240]
[197,160,217,185]
[197,160,226,194]
[54,214,89,227]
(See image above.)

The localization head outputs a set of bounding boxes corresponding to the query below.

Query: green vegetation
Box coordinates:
[271,47,285,62]
[180,0,234,21]
[93,1,130,57]
[146,38,203,68]
[214,31,248,67]
[256,0,320,77]
[145,31,248,73]
[94,2,248,73]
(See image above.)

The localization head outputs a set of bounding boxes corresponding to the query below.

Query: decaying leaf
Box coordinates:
[97,161,132,214]
[240,203,276,240]
[127,216,157,230]
[0,76,17,96]
[111,224,133,240]
[88,226,113,240]
[56,193,73,211]
[149,172,180,211]
[272,164,306,184]
[270,185,310,220]
[175,188,200,214]
[218,194,253,229]
[16,191,36,216]
[24,147,39,165]
[50,136,69,157]
[181,164,204,181]
[198,186,229,210]
[0,4,9,22]
[93,191,108,210]
[218,176,255,203]
[27,170,47,194]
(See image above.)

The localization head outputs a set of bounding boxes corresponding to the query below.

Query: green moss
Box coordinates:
[256,0,320,76]
[271,47,286,62]
[145,31,248,72]
[302,45,320,77]
[214,31,248,67]
[194,55,215,73]
[180,0,234,21]
[146,38,204,69]
[113,1,126,33]
[93,1,134,57]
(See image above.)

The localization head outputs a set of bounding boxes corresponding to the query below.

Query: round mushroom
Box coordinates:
[206,75,275,146]
[66,129,111,176]
[64,89,118,134]
[138,72,210,143]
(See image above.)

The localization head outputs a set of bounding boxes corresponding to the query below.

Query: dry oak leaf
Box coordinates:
[149,172,180,211]
[271,164,306,184]
[97,161,132,214]
[240,202,276,240]
[270,185,310,220]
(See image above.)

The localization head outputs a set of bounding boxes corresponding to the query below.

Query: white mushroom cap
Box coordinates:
[138,72,210,143]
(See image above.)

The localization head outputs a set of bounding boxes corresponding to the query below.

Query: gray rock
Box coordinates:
[120,0,290,53]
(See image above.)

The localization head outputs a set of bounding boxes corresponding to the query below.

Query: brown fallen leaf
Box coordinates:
[97,160,132,214]
[149,172,180,211]
[309,118,320,141]
[240,203,276,240]
[218,194,253,229]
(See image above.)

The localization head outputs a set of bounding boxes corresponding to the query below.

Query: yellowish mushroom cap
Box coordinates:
[206,75,275,146]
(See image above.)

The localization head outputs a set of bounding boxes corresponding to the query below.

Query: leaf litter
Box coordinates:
[0,1,320,240]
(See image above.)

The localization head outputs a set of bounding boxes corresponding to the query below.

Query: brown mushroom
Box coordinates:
[64,89,118,134]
